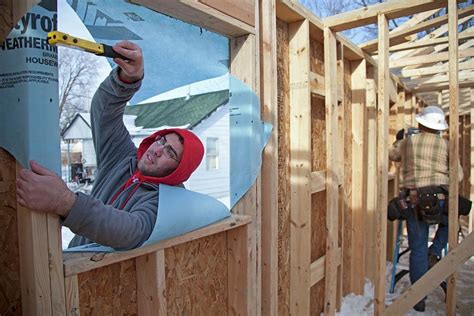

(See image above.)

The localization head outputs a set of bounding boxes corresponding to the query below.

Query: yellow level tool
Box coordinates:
[47,31,127,59]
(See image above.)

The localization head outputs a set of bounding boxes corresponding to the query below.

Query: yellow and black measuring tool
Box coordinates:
[47,31,128,60]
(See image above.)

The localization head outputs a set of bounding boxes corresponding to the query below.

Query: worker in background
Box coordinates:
[16,41,204,250]
[389,105,463,312]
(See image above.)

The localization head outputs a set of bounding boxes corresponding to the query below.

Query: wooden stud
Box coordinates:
[349,59,368,295]
[230,33,260,315]
[447,0,460,314]
[323,26,339,316]
[375,13,389,316]
[365,66,377,284]
[16,164,53,316]
[47,215,66,316]
[288,18,311,316]
[260,0,278,314]
[136,251,167,316]
[228,223,253,315]
[65,276,80,316]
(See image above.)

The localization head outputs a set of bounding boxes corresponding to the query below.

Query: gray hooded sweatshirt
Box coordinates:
[64,68,159,250]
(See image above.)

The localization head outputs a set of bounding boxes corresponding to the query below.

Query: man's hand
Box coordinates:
[16,161,76,217]
[112,41,144,83]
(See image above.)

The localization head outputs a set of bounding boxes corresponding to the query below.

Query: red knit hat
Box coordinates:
[135,128,204,185]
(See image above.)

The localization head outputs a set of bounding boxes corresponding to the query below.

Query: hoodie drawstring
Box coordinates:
[108,175,142,209]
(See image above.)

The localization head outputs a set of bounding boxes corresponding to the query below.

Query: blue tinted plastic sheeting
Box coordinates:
[229,76,272,208]
[65,184,230,252]
[0,1,60,173]
[65,0,228,104]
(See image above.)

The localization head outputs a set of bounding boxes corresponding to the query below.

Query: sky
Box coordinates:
[59,0,229,104]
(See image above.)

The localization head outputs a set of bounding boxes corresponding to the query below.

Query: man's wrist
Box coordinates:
[118,68,143,84]
[59,190,76,218]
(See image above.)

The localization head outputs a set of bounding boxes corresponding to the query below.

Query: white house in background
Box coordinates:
[61,82,231,207]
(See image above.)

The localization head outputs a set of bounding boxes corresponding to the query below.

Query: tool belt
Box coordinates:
[387,185,472,223]
[409,186,446,225]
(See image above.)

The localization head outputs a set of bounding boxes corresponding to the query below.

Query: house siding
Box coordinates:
[186,103,230,205]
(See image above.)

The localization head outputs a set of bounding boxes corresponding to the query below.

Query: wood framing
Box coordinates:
[400,59,474,78]
[374,14,389,315]
[390,48,474,68]
[259,0,278,314]
[288,18,311,315]
[447,0,460,313]
[361,5,474,53]
[390,31,474,53]
[131,0,255,37]
[324,0,459,32]
[323,26,339,315]
[349,59,368,295]
[4,0,474,315]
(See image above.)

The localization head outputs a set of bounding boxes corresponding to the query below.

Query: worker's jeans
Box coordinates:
[406,201,448,289]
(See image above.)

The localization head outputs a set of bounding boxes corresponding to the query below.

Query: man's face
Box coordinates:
[137,132,183,177]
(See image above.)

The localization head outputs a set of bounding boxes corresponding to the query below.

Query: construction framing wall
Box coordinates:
[1,0,474,315]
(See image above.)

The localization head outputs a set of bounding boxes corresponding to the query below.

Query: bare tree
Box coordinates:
[58,47,100,134]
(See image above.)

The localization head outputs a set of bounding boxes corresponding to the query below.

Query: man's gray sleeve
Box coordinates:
[91,68,142,169]
[63,192,158,250]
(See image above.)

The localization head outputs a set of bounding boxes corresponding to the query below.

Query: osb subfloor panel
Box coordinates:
[0,150,21,315]
[165,232,227,315]
[311,191,327,315]
[79,259,137,315]
[277,17,291,316]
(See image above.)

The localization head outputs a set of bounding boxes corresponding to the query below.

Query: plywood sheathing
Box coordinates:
[166,233,228,315]
[78,259,138,315]
[0,150,21,315]
[310,190,327,316]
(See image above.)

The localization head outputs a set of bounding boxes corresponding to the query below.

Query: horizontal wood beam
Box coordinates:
[131,0,255,37]
[412,80,474,92]
[390,48,474,68]
[382,231,474,315]
[390,30,474,52]
[310,248,342,286]
[405,70,474,87]
[360,5,474,53]
[63,214,252,277]
[323,0,464,32]
[400,59,474,77]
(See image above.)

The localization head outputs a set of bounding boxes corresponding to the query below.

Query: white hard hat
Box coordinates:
[415,105,448,131]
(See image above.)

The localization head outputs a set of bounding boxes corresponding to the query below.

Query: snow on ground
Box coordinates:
[338,227,474,316]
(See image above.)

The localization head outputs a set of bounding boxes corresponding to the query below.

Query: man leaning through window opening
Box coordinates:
[16,41,204,250]
[389,105,463,312]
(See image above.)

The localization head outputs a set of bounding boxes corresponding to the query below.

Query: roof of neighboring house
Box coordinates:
[62,113,92,140]
[124,90,229,129]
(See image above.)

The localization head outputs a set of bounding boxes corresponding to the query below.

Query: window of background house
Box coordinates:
[206,137,219,170]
